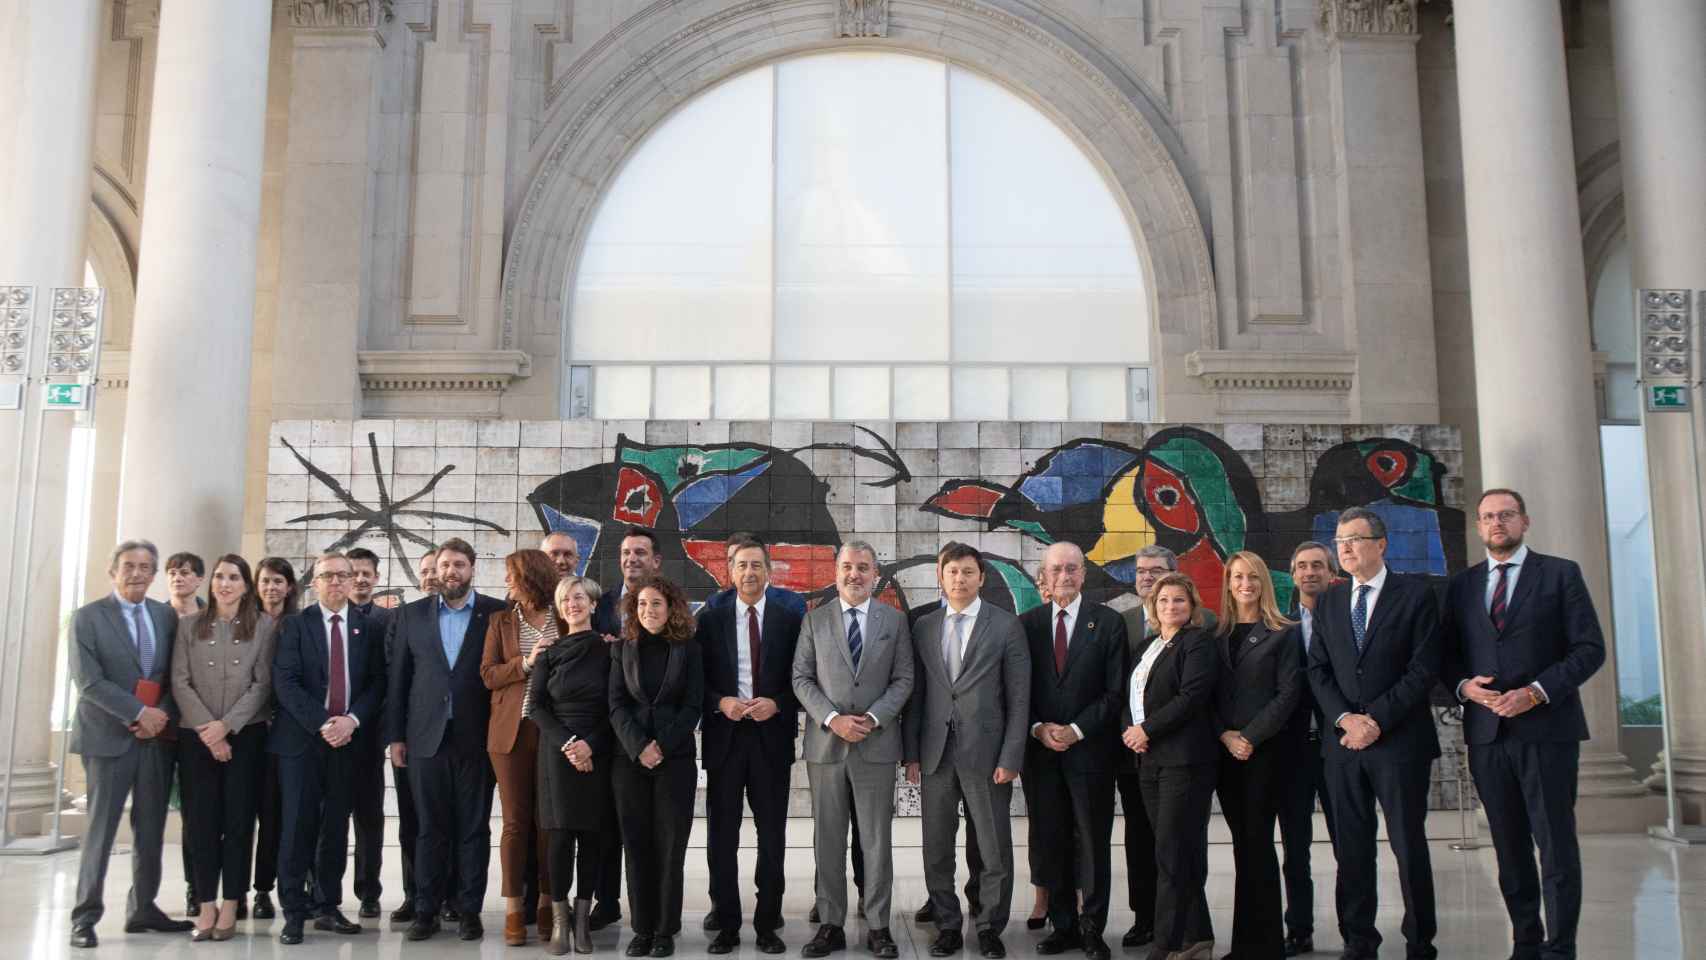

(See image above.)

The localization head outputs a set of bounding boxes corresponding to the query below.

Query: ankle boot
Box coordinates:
[573,898,594,954]
[547,899,572,956]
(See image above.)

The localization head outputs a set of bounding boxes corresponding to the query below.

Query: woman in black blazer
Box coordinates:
[1121,573,1218,960]
[609,576,704,958]
[1213,552,1303,959]
[530,576,615,955]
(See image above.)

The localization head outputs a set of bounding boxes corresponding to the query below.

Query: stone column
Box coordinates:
[1609,0,1706,823]
[1453,0,1652,826]
[0,0,103,833]
[115,1,272,565]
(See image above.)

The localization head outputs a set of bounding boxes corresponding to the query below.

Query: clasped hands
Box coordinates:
[1036,722,1081,752]
[319,714,357,748]
[828,713,876,743]
[192,719,232,762]
[1121,724,1149,754]
[129,705,169,740]
[1219,730,1254,761]
[718,696,780,722]
[1461,675,1539,719]
[1338,713,1381,750]
[561,738,594,772]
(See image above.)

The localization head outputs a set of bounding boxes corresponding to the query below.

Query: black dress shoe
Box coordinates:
[1336,952,1375,960]
[279,920,305,945]
[391,903,417,924]
[590,902,622,931]
[626,934,655,956]
[406,916,441,941]
[867,928,900,959]
[459,914,484,940]
[1026,916,1047,932]
[1037,929,1082,955]
[358,898,381,919]
[125,913,195,933]
[705,910,723,932]
[1122,924,1154,948]
[69,925,97,949]
[442,904,462,923]
[1283,935,1313,956]
[1081,930,1111,960]
[236,898,249,921]
[808,905,821,925]
[930,930,964,956]
[315,910,362,934]
[978,931,1006,959]
[709,930,741,954]
[803,923,846,957]
[756,929,786,954]
[916,902,938,923]
[651,934,676,957]
[252,892,276,919]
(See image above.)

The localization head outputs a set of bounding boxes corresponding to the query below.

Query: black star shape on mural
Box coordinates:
[281,432,511,587]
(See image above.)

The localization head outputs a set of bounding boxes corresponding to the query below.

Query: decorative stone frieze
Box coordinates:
[1318,0,1420,37]
[357,350,532,418]
[286,0,395,29]
[836,0,889,38]
[1186,350,1358,420]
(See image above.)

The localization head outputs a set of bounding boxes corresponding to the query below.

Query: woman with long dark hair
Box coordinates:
[609,577,703,958]
[170,555,277,940]
[248,556,298,920]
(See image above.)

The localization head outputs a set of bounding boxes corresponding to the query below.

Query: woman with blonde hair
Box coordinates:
[1212,552,1303,959]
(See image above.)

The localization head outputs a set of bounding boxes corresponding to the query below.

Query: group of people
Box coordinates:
[66,486,1603,960]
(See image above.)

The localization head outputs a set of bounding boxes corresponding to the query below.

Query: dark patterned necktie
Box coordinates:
[1351,585,1371,653]
[328,614,347,716]
[1054,609,1068,674]
[847,608,863,670]
[747,604,762,692]
[1489,563,1512,632]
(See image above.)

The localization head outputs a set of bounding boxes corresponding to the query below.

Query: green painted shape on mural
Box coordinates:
[1008,519,1055,544]
[990,559,1044,614]
[1270,569,1296,615]
[1150,438,1246,553]
[620,446,768,494]
[1356,441,1440,504]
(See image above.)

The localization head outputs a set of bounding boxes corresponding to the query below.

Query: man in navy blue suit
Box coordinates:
[1442,489,1604,960]
[270,552,386,945]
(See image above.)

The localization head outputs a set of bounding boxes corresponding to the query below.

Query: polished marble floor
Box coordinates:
[4,826,1703,958]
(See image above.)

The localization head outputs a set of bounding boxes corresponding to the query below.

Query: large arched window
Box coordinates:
[568,51,1151,420]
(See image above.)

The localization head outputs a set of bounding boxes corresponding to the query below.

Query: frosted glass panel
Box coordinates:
[593,366,652,419]
[572,68,773,362]
[949,68,1148,364]
[1011,367,1070,419]
[774,53,950,363]
[894,366,951,420]
[653,366,712,419]
[774,366,831,419]
[953,368,1009,420]
[1070,366,1128,420]
[833,367,891,420]
[715,365,771,420]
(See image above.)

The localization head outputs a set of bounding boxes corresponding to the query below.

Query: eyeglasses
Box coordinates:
[1331,535,1381,547]
[315,571,352,582]
[1477,510,1522,523]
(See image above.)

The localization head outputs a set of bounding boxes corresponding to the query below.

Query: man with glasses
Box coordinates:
[1441,490,1604,960]
[1278,541,1341,956]
[1305,508,1441,960]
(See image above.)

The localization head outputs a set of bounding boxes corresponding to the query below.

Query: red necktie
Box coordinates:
[328,613,347,716]
[1054,609,1068,675]
[747,604,762,693]
[1489,563,1511,632]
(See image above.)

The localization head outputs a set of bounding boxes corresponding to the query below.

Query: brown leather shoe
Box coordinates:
[505,911,528,946]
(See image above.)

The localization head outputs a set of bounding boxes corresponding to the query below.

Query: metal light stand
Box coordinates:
[0,285,104,855]
[1440,704,1484,851]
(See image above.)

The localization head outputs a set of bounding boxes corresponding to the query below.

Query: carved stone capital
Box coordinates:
[1317,0,1420,38]
[836,0,889,39]
[358,350,531,418]
[286,0,395,30]
[1186,350,1358,421]
[115,0,161,39]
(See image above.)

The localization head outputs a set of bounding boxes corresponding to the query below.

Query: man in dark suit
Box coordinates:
[904,543,1030,959]
[343,546,392,920]
[269,551,386,945]
[1022,542,1126,960]
[67,540,195,949]
[1307,507,1440,960]
[701,537,803,955]
[386,537,507,942]
[1442,489,1604,960]
[383,547,443,925]
[1278,540,1340,956]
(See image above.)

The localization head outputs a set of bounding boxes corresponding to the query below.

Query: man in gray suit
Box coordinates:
[68,540,195,948]
[793,541,914,960]
[904,543,1030,960]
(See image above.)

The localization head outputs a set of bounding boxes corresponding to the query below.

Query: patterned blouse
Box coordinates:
[517,606,559,719]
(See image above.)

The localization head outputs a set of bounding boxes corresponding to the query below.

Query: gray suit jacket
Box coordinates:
[792,599,914,765]
[70,595,178,757]
[903,603,1030,776]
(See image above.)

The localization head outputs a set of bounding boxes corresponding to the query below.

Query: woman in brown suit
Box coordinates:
[170,555,277,940]
[482,548,562,945]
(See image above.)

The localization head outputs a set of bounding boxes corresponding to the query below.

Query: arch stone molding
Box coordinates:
[498,0,1218,417]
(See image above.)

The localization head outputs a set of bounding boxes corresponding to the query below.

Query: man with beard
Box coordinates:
[1277,541,1340,956]
[387,538,507,941]
[343,547,392,920]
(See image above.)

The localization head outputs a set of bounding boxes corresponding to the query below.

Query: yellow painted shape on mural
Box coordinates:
[1088,468,1155,564]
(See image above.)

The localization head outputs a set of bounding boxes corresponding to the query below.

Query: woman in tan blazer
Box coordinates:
[170,554,277,940]
[482,548,564,945]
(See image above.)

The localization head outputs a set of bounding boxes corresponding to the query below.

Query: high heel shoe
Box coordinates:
[1026,916,1047,931]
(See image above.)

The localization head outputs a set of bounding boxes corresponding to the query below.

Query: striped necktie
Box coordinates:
[847,607,863,670]
[1489,563,1512,631]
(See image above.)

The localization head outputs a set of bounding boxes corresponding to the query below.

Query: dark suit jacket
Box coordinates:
[269,603,384,757]
[1440,551,1604,746]
[1307,571,1442,762]
[697,596,803,769]
[1121,626,1219,770]
[69,595,179,757]
[609,635,705,764]
[1021,599,1127,775]
[353,600,393,755]
[593,588,624,638]
[384,591,507,757]
[704,584,807,618]
[1214,621,1304,747]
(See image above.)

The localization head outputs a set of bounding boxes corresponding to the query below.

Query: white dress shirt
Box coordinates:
[1127,634,1170,726]
[736,594,766,700]
[826,597,878,727]
[320,602,358,725]
[1032,594,1085,740]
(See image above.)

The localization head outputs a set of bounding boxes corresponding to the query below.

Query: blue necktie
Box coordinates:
[1351,585,1371,653]
[132,603,154,676]
[847,608,863,670]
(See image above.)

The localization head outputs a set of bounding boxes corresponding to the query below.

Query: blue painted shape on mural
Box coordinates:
[1019,442,1139,508]
[539,504,599,574]
[673,461,772,530]
[1312,500,1446,575]
[1100,557,1137,585]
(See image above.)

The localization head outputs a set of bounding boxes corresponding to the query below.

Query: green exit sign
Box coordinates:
[43,383,87,410]
[1648,384,1691,412]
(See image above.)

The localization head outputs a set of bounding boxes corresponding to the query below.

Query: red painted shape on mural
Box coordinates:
[927,482,1005,520]
[684,539,838,594]
[1366,449,1409,489]
[1140,460,1201,535]
[612,466,662,526]
[1177,539,1225,617]
[875,583,905,613]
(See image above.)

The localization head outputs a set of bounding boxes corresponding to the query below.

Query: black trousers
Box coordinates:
[1138,761,1214,951]
[180,725,264,903]
[613,754,696,937]
[276,740,359,922]
[408,739,496,915]
[1324,753,1437,958]
[1278,731,1338,940]
[1024,759,1114,933]
[707,726,791,934]
[1218,743,1288,957]
[1469,739,1582,960]
[252,750,282,893]
[1114,770,1156,933]
[598,811,623,909]
[547,829,603,901]
[349,735,386,904]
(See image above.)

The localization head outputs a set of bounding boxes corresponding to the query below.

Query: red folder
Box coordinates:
[134,678,162,707]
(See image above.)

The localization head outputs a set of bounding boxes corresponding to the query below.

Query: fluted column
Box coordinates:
[1453,0,1649,823]
[115,1,272,564]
